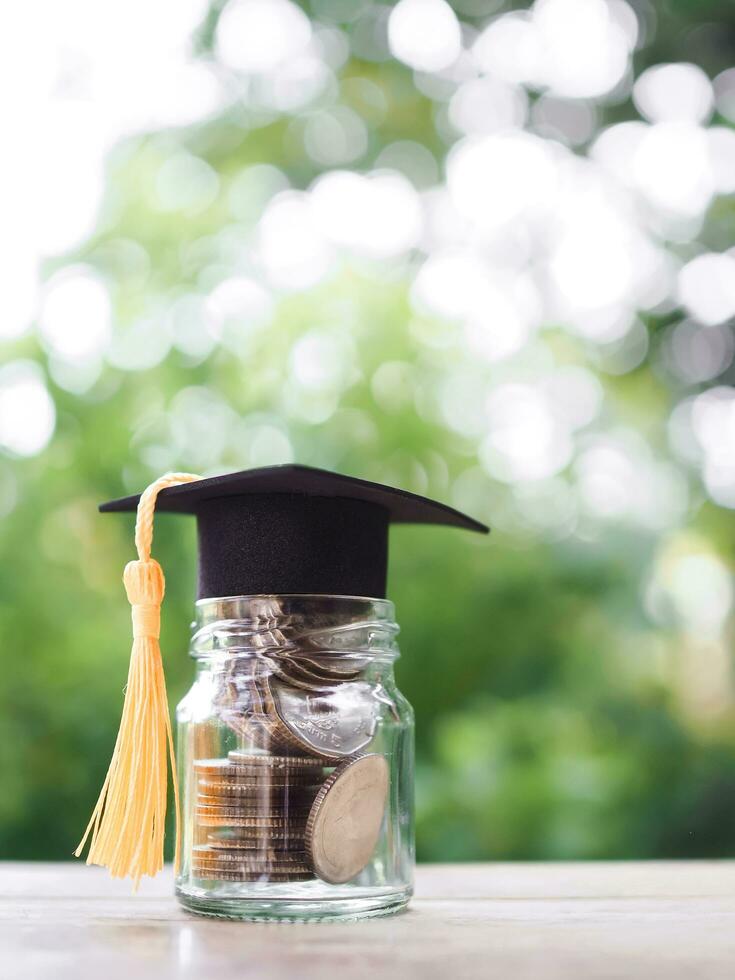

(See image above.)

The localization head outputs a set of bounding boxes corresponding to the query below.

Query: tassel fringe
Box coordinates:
[75,473,200,886]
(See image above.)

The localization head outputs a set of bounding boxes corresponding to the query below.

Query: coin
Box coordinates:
[207,832,304,854]
[273,651,369,684]
[196,804,309,819]
[229,712,291,751]
[226,752,324,768]
[196,794,311,808]
[305,754,389,884]
[267,656,356,691]
[198,781,320,795]
[201,780,317,795]
[192,859,311,873]
[199,776,321,790]
[194,759,320,782]
[192,867,311,880]
[191,868,314,882]
[217,666,298,749]
[196,813,309,828]
[265,677,378,761]
[199,780,321,806]
[297,656,367,682]
[196,798,313,815]
[208,840,305,853]
[192,863,311,877]
[192,846,310,870]
[199,773,321,789]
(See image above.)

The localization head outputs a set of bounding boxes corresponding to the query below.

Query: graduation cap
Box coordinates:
[100,464,488,600]
[77,465,487,887]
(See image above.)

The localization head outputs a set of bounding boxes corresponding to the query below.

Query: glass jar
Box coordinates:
[175,595,414,921]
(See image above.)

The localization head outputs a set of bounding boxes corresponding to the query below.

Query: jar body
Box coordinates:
[175,595,414,921]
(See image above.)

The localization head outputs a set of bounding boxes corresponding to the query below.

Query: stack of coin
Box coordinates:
[191,752,326,881]
[201,654,387,884]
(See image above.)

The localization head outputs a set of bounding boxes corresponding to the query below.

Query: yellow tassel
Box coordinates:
[75,473,200,887]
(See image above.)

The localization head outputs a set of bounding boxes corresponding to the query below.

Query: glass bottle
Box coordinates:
[175,594,414,921]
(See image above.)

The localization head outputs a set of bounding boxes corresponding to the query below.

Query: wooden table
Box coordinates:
[4,862,734,979]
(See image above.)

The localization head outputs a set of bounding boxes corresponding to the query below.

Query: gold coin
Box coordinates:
[305,754,389,884]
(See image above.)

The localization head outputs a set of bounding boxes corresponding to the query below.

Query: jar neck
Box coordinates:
[190,594,400,667]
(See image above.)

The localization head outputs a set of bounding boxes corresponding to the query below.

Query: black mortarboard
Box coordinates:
[100,464,488,600]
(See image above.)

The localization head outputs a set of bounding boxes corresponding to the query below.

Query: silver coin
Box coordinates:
[266,655,362,690]
[197,783,322,803]
[297,656,367,681]
[208,832,306,850]
[192,846,311,873]
[193,759,318,782]
[191,868,313,882]
[196,798,313,816]
[265,677,378,761]
[305,754,389,884]
[226,752,323,768]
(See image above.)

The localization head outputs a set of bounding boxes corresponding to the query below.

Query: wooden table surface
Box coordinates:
[4,862,735,979]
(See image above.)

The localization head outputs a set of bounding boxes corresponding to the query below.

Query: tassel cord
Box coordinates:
[75,472,200,885]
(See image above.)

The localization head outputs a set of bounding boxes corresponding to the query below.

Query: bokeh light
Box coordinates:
[388,0,462,73]
[216,0,312,74]
[0,361,56,457]
[3,0,735,866]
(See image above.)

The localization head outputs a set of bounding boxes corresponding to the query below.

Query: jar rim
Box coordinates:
[195,593,395,612]
[191,594,399,660]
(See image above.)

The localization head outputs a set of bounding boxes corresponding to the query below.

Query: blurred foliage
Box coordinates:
[1,0,735,864]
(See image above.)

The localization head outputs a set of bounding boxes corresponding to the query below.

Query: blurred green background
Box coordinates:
[2,0,735,863]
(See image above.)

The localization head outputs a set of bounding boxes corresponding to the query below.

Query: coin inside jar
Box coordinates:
[195,772,324,809]
[226,752,324,769]
[264,677,378,761]
[266,655,360,690]
[207,827,304,852]
[196,800,313,816]
[196,806,307,831]
[192,869,314,882]
[305,754,389,884]
[192,844,311,869]
[194,759,322,782]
